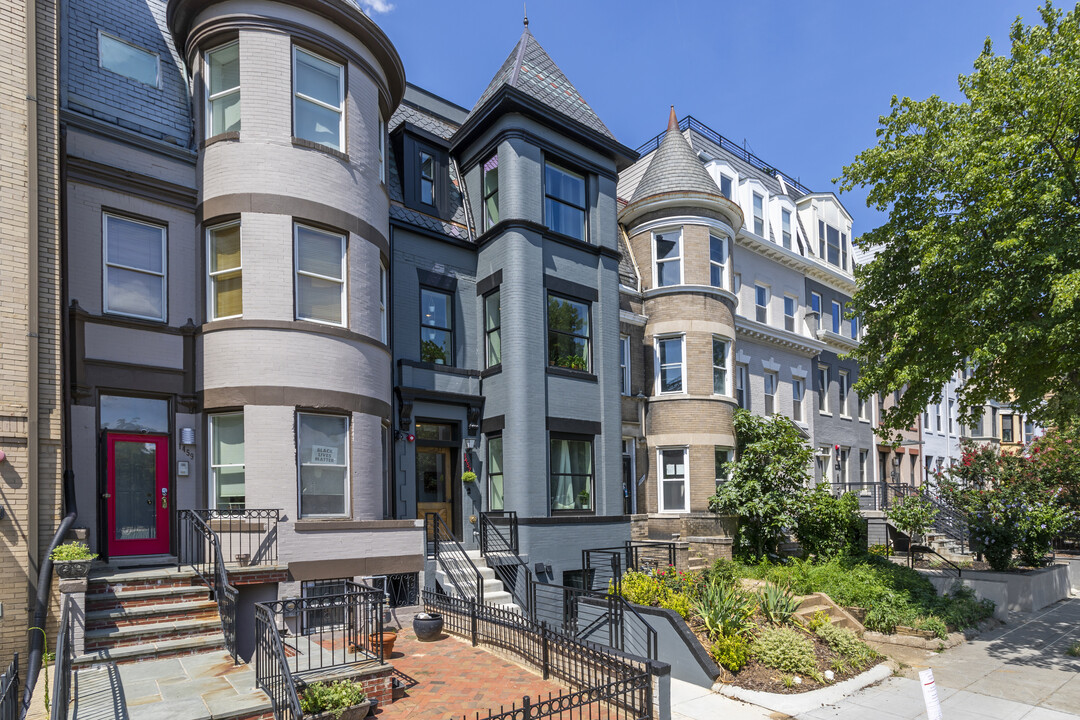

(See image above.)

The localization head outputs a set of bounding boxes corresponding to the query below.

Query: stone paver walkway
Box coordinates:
[797,597,1080,719]
[379,624,571,720]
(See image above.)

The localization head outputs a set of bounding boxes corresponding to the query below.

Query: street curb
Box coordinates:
[712,661,894,716]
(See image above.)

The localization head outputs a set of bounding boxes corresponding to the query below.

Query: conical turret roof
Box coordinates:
[630,107,721,202]
[464,23,615,141]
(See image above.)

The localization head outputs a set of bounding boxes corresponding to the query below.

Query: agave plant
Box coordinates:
[692,579,756,640]
[756,582,801,627]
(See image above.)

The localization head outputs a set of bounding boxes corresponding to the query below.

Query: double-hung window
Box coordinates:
[550,436,592,512]
[205,41,240,136]
[860,450,869,485]
[839,370,850,417]
[208,221,242,320]
[544,161,586,241]
[297,412,349,517]
[487,436,504,511]
[658,447,688,513]
[810,292,822,332]
[210,413,245,509]
[485,290,501,368]
[792,378,805,422]
[378,115,386,183]
[841,232,849,271]
[752,193,765,236]
[781,209,792,250]
[483,154,499,228]
[293,47,344,151]
[831,300,842,334]
[421,288,453,365]
[948,399,955,434]
[656,336,684,394]
[620,335,631,395]
[859,394,870,421]
[379,263,388,343]
[715,447,733,488]
[819,221,841,267]
[654,229,682,287]
[755,285,769,324]
[839,448,850,483]
[547,294,590,371]
[719,175,733,199]
[294,224,345,326]
[736,364,749,409]
[764,372,778,416]
[103,213,167,321]
[818,364,830,414]
[935,403,942,431]
[712,336,729,395]
[99,31,159,87]
[784,296,796,332]
[419,151,435,205]
[709,235,727,288]
[850,311,859,340]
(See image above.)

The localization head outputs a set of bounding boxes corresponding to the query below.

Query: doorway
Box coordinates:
[105,432,170,557]
[414,422,459,540]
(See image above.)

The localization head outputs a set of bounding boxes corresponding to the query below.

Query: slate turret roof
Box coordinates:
[464,22,615,141]
[630,107,722,203]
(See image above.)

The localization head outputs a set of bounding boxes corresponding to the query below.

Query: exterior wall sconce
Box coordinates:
[180,427,196,445]
[463,438,477,451]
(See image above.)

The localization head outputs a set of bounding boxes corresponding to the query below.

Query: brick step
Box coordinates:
[75,633,227,666]
[88,568,200,594]
[86,599,220,631]
[85,617,224,651]
[86,584,212,612]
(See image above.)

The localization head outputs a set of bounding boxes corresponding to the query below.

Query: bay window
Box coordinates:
[210,413,245,509]
[294,224,345,325]
[654,229,682,287]
[208,221,242,320]
[709,235,727,288]
[547,294,590,371]
[715,447,733,487]
[293,47,344,151]
[550,436,592,512]
[483,154,499,228]
[544,161,586,241]
[205,41,240,136]
[297,412,349,517]
[659,447,688,513]
[656,336,684,394]
[712,336,729,395]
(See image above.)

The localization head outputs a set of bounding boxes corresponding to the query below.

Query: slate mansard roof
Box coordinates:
[464,24,616,142]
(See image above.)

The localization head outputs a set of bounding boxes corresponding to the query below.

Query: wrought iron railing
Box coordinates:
[479,510,519,555]
[479,512,531,613]
[427,513,484,605]
[634,114,812,196]
[255,581,385,682]
[583,541,678,591]
[426,590,658,720]
[177,509,239,663]
[193,509,280,567]
[883,483,969,553]
[530,582,658,661]
[0,654,18,720]
[49,595,75,720]
[254,603,302,720]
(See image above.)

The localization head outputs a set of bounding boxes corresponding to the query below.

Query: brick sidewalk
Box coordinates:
[377,624,570,720]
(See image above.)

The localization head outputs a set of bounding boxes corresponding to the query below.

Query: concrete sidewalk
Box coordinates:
[798,597,1080,719]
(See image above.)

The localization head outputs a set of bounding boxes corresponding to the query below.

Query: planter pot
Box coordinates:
[55,559,92,579]
[371,631,396,658]
[234,553,251,567]
[391,678,406,701]
[412,613,444,641]
[367,698,378,717]
[306,699,372,720]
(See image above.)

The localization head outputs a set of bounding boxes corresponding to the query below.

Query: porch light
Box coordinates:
[463,438,477,451]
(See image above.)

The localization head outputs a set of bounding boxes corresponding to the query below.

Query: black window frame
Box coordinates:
[543,158,588,243]
[486,433,504,511]
[484,288,501,369]
[419,150,436,206]
[482,153,499,230]
[549,432,595,515]
[420,286,454,366]
[546,292,591,372]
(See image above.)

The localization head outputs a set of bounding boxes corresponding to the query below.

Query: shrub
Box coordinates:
[654,566,705,600]
[815,623,879,670]
[795,485,863,560]
[911,615,948,640]
[867,544,892,559]
[807,609,831,632]
[886,495,938,541]
[750,627,818,676]
[756,583,800,627]
[299,681,367,719]
[693,580,755,639]
[616,570,693,619]
[50,542,97,562]
[1067,640,1080,658]
[705,558,741,586]
[710,633,750,672]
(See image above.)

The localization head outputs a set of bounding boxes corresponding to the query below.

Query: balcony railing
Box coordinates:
[193,508,280,567]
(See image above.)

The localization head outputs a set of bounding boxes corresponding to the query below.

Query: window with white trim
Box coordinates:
[620,334,631,395]
[297,412,349,517]
[783,295,796,332]
[792,378,805,422]
[658,447,688,513]
[736,364,749,409]
[709,235,727,288]
[818,364,830,414]
[839,447,850,483]
[850,310,859,340]
[838,370,850,418]
[294,224,346,326]
[379,262,388,343]
[810,292,822,332]
[719,175,733,199]
[293,47,344,151]
[935,403,942,431]
[715,447,732,488]
[764,371,778,416]
[752,193,764,236]
[654,229,682,287]
[712,336,729,396]
[99,31,159,87]
[781,208,792,250]
[831,300,842,334]
[205,41,240,136]
[859,393,870,422]
[208,221,242,320]
[755,285,769,324]
[948,399,955,434]
[103,213,167,321]
[819,220,843,268]
[210,412,245,509]
[859,450,869,485]
[656,336,684,394]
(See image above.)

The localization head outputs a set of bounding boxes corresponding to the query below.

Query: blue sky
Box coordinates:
[367,0,1038,235]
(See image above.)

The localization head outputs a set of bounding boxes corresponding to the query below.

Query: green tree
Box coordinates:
[709,410,813,561]
[840,3,1080,432]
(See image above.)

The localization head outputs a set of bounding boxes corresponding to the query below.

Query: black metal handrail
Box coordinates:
[193,509,280,566]
[479,511,519,555]
[178,509,239,663]
[49,595,74,720]
[254,603,302,720]
[884,483,969,553]
[479,512,531,613]
[634,114,812,196]
[909,544,962,577]
[427,513,484,605]
[0,654,18,720]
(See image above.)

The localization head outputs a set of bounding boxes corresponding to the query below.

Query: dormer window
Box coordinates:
[753,193,765,236]
[419,151,435,205]
[544,161,586,241]
[818,220,846,270]
[781,209,792,250]
[719,175,733,199]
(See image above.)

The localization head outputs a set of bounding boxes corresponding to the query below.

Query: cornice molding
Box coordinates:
[735,317,826,357]
[734,231,855,294]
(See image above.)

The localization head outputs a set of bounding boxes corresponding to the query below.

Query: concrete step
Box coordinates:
[86,599,220,630]
[75,632,227,666]
[84,617,224,651]
[89,565,197,586]
[86,584,212,612]
[435,571,504,594]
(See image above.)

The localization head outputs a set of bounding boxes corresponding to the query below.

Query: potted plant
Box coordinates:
[299,680,370,720]
[412,611,444,641]
[461,471,477,484]
[577,489,590,508]
[50,541,97,579]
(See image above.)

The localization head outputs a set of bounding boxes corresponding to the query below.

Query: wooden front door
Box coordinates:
[106,433,170,557]
[416,447,454,539]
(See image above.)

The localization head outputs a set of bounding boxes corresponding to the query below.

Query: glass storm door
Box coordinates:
[416,447,454,539]
[106,433,170,556]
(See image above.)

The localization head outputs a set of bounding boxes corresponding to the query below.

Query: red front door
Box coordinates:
[106,433,171,557]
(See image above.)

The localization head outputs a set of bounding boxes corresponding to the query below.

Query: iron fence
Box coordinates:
[480,512,532,612]
[0,654,18,720]
[177,509,239,662]
[427,513,485,604]
[254,603,303,720]
[193,508,280,567]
